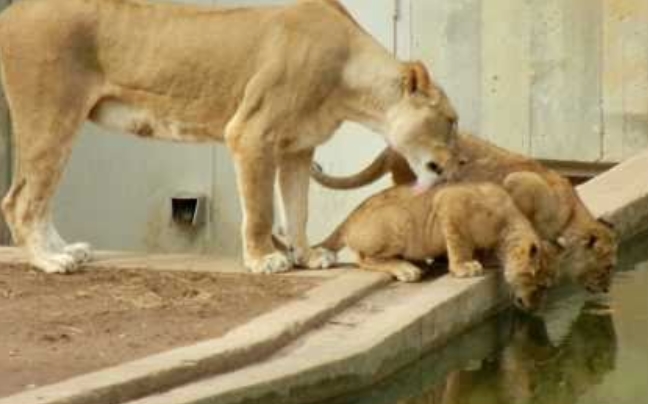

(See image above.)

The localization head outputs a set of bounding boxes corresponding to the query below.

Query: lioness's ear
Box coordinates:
[403,61,431,95]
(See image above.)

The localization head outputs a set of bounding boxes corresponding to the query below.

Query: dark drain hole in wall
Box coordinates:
[171,194,207,228]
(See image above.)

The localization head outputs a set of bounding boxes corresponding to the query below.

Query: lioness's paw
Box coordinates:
[247,252,292,274]
[64,242,92,264]
[302,247,337,270]
[31,252,78,274]
[451,261,484,278]
[392,264,423,283]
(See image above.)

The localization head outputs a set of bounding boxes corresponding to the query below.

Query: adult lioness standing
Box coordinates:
[0,0,458,274]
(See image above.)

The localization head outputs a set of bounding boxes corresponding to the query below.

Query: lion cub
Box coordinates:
[320,182,554,310]
[312,133,618,294]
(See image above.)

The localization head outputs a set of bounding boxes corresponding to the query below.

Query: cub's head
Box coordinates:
[387,61,458,189]
[504,238,557,312]
[557,218,618,294]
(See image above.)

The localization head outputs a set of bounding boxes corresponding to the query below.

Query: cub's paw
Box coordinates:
[300,247,337,270]
[247,251,293,274]
[451,260,484,278]
[391,264,424,283]
[31,252,78,274]
[64,242,92,264]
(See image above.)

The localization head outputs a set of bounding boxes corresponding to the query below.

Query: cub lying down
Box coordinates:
[319,182,555,311]
[312,133,618,294]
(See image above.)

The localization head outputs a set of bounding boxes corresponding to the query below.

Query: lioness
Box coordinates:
[319,182,555,311]
[0,0,458,274]
[312,133,618,293]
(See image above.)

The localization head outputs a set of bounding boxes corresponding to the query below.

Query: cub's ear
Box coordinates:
[403,61,432,95]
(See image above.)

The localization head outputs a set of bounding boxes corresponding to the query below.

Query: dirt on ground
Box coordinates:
[0,264,317,397]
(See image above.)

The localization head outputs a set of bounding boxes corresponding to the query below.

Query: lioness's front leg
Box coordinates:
[277,150,336,269]
[229,145,291,274]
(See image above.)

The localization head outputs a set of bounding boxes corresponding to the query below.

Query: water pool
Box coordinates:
[322,231,648,404]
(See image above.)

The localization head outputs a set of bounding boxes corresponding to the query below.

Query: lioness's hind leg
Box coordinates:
[2,144,83,273]
[0,66,98,272]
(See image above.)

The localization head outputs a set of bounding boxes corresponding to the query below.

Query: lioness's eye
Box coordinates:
[587,235,598,248]
[426,161,441,174]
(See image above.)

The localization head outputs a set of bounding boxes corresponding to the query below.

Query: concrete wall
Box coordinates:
[602,0,648,161]
[56,129,216,254]
[411,0,648,163]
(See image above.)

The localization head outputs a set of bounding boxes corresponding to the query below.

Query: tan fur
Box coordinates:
[313,133,618,293]
[320,183,555,311]
[0,0,458,274]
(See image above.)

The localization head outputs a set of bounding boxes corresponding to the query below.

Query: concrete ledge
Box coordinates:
[578,149,648,238]
[124,273,508,404]
[0,267,389,404]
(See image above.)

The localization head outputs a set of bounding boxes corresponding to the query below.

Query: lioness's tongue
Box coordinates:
[413,177,436,194]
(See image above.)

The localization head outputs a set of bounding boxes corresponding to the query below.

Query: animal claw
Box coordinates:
[451,260,484,278]
[247,252,292,274]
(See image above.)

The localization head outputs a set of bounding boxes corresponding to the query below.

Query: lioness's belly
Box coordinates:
[89,99,224,142]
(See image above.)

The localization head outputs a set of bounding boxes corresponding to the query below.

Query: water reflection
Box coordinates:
[400,302,617,404]
[322,232,648,404]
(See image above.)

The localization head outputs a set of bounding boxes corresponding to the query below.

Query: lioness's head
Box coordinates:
[503,238,556,312]
[386,61,458,189]
[556,218,618,294]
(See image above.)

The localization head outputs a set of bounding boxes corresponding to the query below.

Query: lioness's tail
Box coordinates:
[311,148,390,190]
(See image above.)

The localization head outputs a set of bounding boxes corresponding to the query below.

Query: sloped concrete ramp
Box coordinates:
[578,149,648,237]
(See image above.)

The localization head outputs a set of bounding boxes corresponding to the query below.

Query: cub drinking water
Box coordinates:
[312,133,617,293]
[318,182,555,311]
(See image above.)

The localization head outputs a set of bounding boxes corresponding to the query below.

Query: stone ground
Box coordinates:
[0,263,316,397]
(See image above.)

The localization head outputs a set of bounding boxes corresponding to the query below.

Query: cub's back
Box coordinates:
[434,182,521,247]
